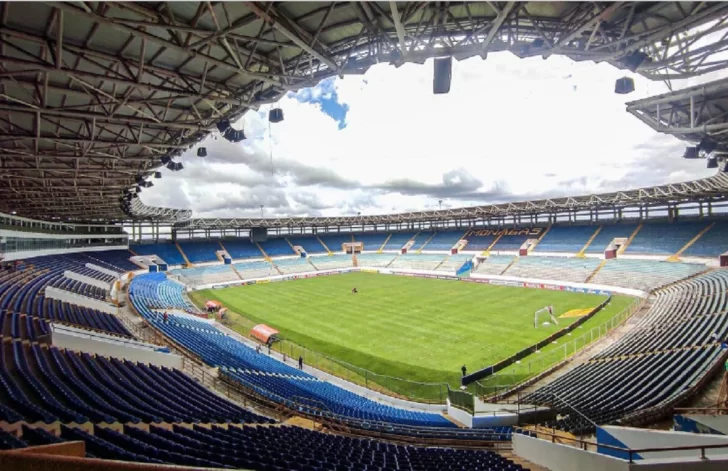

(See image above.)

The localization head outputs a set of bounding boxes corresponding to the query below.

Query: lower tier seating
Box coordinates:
[505,257,601,283]
[473,256,515,275]
[589,259,706,290]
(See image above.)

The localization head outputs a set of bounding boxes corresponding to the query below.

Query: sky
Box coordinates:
[141,53,717,219]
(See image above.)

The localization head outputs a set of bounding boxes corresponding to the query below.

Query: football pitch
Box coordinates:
[192,272,633,398]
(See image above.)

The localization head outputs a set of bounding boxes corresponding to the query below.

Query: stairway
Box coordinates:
[377,234,392,253]
[617,223,642,255]
[500,257,518,276]
[284,237,298,254]
[417,233,437,253]
[577,226,602,257]
[530,225,551,252]
[128,247,138,256]
[482,234,503,256]
[175,243,192,266]
[255,242,270,261]
[669,222,715,261]
[308,258,319,271]
[316,236,333,255]
[585,260,607,283]
[385,254,399,268]
[231,265,244,280]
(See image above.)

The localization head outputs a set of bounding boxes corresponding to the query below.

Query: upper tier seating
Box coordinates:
[0,339,268,425]
[409,232,435,251]
[232,261,276,280]
[318,234,353,252]
[589,259,706,290]
[1,312,49,342]
[384,232,417,250]
[626,222,706,255]
[84,250,139,272]
[491,233,533,251]
[426,231,465,250]
[584,223,639,253]
[534,226,596,253]
[177,241,221,263]
[390,254,446,271]
[356,253,396,267]
[287,235,327,254]
[682,221,728,258]
[0,423,523,471]
[434,254,473,272]
[169,265,239,286]
[473,256,515,275]
[129,273,455,428]
[525,270,728,435]
[273,257,315,274]
[130,243,185,265]
[259,238,295,256]
[220,239,263,259]
[505,257,601,283]
[352,232,389,251]
[309,255,353,270]
[464,233,497,251]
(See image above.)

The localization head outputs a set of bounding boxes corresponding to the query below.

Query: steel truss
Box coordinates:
[1,2,728,220]
[176,173,728,230]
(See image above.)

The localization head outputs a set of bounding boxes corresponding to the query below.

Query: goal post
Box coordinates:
[534,305,559,328]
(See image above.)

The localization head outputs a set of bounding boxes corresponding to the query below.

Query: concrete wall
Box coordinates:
[86,263,122,279]
[3,244,129,262]
[514,433,631,471]
[45,287,118,315]
[600,425,728,460]
[51,325,181,369]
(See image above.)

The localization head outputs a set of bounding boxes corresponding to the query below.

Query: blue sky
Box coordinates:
[142,54,716,218]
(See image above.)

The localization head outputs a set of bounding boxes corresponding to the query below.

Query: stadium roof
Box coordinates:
[2,2,728,221]
[177,172,728,229]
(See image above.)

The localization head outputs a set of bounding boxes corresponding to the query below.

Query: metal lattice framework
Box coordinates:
[2,2,728,221]
[178,172,728,229]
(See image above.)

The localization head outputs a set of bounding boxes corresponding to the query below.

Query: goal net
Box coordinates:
[534,305,559,328]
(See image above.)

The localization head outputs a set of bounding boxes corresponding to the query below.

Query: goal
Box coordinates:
[534,305,559,328]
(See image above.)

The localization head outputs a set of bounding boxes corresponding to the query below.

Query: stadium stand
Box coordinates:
[309,254,353,270]
[434,254,474,272]
[384,232,417,250]
[526,269,728,435]
[352,232,389,251]
[682,221,728,258]
[626,222,706,255]
[390,254,445,271]
[491,232,534,251]
[584,223,639,253]
[233,261,276,279]
[129,273,455,428]
[130,243,185,265]
[176,241,222,263]
[473,255,516,275]
[259,238,295,256]
[464,232,497,251]
[169,265,239,286]
[534,226,596,253]
[504,256,602,283]
[318,234,353,252]
[356,253,396,267]
[273,257,315,274]
[219,238,263,259]
[409,232,435,251]
[79,249,138,272]
[287,235,328,254]
[426,231,466,250]
[588,259,707,290]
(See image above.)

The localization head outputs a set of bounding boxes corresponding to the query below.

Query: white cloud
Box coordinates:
[142,53,718,218]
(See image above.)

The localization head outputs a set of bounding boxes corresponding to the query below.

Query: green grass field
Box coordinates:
[192,272,634,400]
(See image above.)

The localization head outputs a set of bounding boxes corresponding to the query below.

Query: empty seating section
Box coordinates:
[309,255,353,270]
[356,254,396,267]
[535,226,595,253]
[0,337,266,425]
[464,233,497,251]
[128,273,453,428]
[425,231,464,250]
[233,261,276,279]
[318,234,353,252]
[627,222,706,255]
[506,257,601,283]
[584,224,638,253]
[287,235,327,254]
[473,256,515,275]
[220,238,263,259]
[409,232,434,251]
[85,249,138,272]
[169,265,239,286]
[683,221,728,258]
[176,241,221,263]
[259,238,295,256]
[50,277,107,301]
[352,232,389,251]
[434,254,473,272]
[491,233,532,251]
[273,257,315,274]
[130,243,185,265]
[589,259,706,290]
[384,232,417,250]
[390,254,446,271]
[526,270,728,435]
[1,312,49,341]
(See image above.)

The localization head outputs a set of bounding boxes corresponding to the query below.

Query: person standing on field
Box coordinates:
[461,365,467,377]
[299,356,304,370]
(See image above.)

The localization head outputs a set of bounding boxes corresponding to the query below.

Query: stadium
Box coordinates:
[4,2,728,471]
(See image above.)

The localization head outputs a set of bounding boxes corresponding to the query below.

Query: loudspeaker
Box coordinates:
[621,50,649,72]
[682,147,698,159]
[161,156,172,165]
[433,57,452,94]
[269,108,284,123]
[154,171,162,179]
[614,77,634,94]
[699,137,718,155]
[707,157,718,169]
[197,147,207,157]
